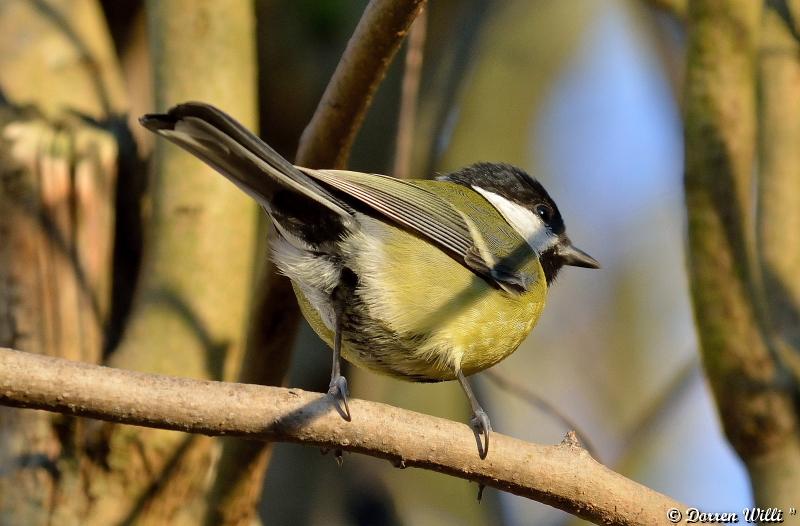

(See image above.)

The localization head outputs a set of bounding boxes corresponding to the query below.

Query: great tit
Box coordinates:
[140,102,598,457]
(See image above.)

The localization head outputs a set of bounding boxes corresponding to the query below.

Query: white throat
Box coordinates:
[472,185,559,255]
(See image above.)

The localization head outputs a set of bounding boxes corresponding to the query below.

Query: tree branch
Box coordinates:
[0,1,127,521]
[683,0,800,510]
[758,1,800,381]
[684,0,772,456]
[107,2,259,523]
[750,0,800,508]
[392,6,427,179]
[217,2,429,522]
[0,347,684,526]
[296,0,427,169]
[482,369,599,460]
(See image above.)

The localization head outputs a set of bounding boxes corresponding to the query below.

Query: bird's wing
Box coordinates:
[140,102,354,218]
[139,103,535,292]
[301,169,536,293]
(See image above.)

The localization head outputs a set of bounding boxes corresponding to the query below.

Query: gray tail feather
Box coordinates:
[139,102,353,218]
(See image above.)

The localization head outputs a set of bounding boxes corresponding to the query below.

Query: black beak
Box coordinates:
[557,243,600,269]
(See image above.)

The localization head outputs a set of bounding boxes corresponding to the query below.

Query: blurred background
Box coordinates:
[255,1,749,524]
[0,0,754,525]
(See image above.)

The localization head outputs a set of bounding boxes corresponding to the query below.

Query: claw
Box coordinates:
[327,374,351,421]
[456,370,493,458]
[470,409,492,459]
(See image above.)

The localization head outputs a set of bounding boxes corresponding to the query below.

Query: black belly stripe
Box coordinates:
[337,284,448,383]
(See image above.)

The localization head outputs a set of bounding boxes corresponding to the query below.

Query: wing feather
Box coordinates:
[301,169,531,293]
[305,169,471,252]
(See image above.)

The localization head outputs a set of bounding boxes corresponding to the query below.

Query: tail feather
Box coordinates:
[139,102,353,219]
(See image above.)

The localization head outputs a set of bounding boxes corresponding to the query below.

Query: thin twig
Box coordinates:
[615,357,700,467]
[392,7,427,179]
[296,0,427,169]
[482,369,600,461]
[0,347,686,526]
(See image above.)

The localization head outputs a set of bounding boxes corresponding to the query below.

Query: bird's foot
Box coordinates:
[470,409,492,459]
[327,374,351,421]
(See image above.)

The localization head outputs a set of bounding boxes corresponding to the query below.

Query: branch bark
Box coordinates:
[683,0,800,510]
[0,348,685,526]
[218,2,428,522]
[752,0,800,508]
[758,1,800,380]
[296,0,426,169]
[0,1,125,521]
[392,6,427,179]
[100,2,259,524]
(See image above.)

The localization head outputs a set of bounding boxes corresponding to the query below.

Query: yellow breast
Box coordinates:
[344,216,546,379]
[293,181,548,382]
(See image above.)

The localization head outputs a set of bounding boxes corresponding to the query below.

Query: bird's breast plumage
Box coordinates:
[285,180,548,382]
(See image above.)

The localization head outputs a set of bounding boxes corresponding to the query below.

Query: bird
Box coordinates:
[140,102,599,457]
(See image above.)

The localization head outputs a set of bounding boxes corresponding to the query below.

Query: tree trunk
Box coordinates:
[683,0,800,510]
[0,0,258,523]
[0,0,125,522]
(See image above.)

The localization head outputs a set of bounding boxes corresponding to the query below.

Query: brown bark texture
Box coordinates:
[683,0,800,510]
[92,1,259,524]
[208,1,428,524]
[1,0,259,524]
[0,347,687,526]
[0,0,125,522]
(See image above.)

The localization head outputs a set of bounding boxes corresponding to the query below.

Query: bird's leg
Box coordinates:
[328,286,351,421]
[457,369,492,458]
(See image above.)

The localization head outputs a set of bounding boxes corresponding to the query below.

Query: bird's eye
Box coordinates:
[534,204,553,223]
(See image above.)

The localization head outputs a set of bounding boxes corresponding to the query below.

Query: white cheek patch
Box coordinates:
[472,185,559,255]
